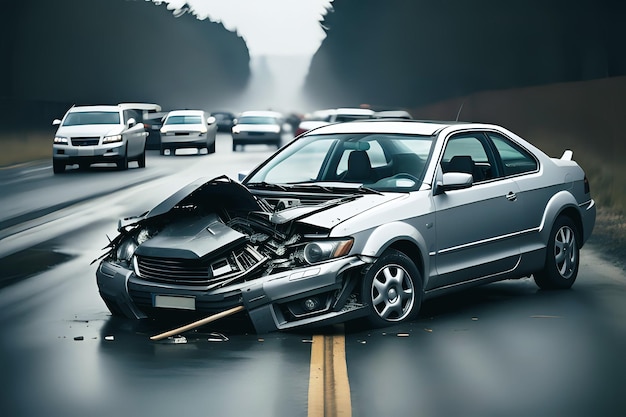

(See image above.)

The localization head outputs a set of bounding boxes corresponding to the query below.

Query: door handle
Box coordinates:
[506,191,517,201]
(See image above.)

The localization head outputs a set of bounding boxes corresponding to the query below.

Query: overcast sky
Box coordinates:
[154,0,333,56]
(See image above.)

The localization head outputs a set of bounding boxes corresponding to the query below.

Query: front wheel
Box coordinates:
[52,160,65,174]
[117,147,129,170]
[534,216,580,290]
[361,249,422,327]
[137,148,146,168]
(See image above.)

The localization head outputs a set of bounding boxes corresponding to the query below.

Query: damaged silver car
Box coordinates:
[96,120,596,333]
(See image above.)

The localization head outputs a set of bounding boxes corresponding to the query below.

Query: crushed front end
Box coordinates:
[95,176,372,333]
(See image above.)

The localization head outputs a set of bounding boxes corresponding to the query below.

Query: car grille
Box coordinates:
[71,137,100,146]
[175,132,190,136]
[135,244,267,287]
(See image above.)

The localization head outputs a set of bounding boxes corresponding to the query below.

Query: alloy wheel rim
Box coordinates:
[554,226,577,279]
[371,263,415,321]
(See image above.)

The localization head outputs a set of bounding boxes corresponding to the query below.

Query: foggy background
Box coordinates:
[4,0,626,129]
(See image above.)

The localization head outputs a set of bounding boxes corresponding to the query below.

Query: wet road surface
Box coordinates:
[1,133,625,416]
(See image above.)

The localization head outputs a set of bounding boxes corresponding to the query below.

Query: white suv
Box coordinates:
[52,105,148,173]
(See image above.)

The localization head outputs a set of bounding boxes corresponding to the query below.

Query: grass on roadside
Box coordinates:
[0,130,53,167]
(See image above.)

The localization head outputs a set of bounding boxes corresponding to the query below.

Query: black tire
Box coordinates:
[534,216,580,290]
[207,140,216,154]
[361,249,422,327]
[52,160,65,174]
[160,145,166,155]
[232,142,237,152]
[137,148,146,168]
[117,149,129,170]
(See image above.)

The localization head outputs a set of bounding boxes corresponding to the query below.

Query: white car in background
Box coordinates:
[294,107,376,136]
[231,110,284,151]
[52,104,148,173]
[159,110,217,155]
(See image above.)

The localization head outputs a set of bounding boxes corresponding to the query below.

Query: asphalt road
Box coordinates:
[1,132,625,417]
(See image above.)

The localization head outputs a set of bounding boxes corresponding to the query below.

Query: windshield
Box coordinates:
[245,133,435,192]
[239,116,278,125]
[165,115,203,125]
[63,111,120,126]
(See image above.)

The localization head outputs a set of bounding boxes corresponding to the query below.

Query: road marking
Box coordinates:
[308,327,352,417]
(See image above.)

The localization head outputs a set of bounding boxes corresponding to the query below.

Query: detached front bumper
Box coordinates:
[96,255,370,333]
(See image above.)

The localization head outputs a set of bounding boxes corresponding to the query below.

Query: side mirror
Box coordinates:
[52,119,61,126]
[126,118,137,128]
[434,172,473,195]
[207,116,216,125]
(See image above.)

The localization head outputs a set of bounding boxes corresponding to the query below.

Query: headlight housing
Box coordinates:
[103,134,122,144]
[303,238,353,264]
[54,136,68,144]
[114,227,156,265]
[116,238,138,264]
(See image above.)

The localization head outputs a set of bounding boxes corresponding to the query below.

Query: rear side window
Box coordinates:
[488,132,538,176]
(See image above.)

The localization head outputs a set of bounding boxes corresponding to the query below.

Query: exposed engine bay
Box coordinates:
[99,176,358,290]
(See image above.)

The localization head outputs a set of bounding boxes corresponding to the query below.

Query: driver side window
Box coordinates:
[442,133,494,182]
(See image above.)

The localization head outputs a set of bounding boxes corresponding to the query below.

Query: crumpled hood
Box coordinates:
[269,193,405,228]
[56,124,124,138]
[127,176,404,229]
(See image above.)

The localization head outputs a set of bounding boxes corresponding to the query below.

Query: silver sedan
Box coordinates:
[96,120,596,333]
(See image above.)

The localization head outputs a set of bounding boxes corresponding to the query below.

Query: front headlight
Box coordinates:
[54,136,68,144]
[116,238,138,263]
[103,134,122,144]
[303,238,353,264]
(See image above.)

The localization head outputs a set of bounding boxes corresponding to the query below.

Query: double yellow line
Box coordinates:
[308,326,352,417]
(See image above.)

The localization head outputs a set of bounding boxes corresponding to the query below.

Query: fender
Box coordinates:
[537,190,580,241]
[359,220,431,282]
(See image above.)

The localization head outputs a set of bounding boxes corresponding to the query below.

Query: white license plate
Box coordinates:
[154,295,196,310]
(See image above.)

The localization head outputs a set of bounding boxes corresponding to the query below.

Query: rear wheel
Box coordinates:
[534,216,580,290]
[361,249,422,327]
[207,140,216,154]
[232,142,238,152]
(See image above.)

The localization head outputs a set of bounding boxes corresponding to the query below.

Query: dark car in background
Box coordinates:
[210,111,236,132]
[142,111,168,150]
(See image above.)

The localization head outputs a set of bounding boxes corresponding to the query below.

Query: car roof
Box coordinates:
[69,105,122,113]
[240,110,282,118]
[118,103,162,112]
[307,119,465,136]
[166,109,205,116]
[335,107,375,115]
